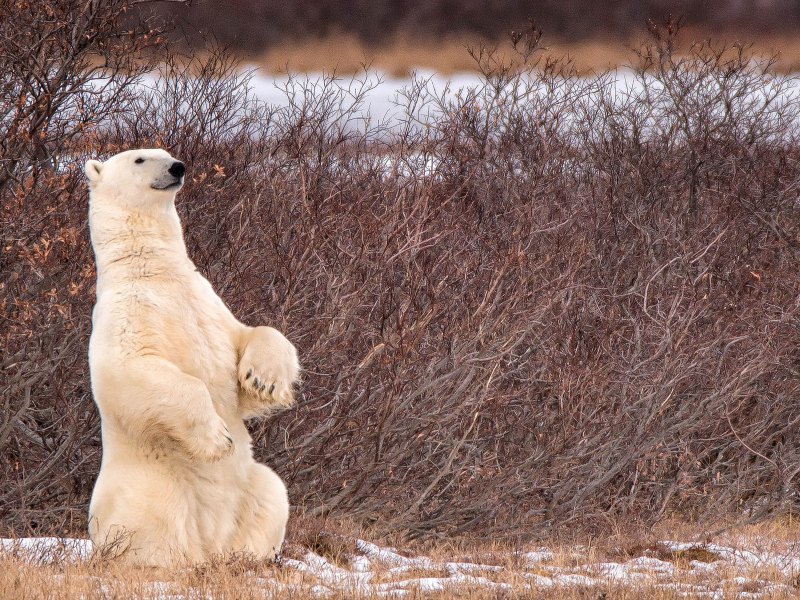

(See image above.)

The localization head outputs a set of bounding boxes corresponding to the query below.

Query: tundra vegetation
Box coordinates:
[2,0,800,555]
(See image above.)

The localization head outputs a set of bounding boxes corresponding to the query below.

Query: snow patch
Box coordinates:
[0,537,93,564]
[1,536,797,598]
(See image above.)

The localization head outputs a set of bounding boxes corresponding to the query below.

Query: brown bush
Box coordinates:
[3,12,800,540]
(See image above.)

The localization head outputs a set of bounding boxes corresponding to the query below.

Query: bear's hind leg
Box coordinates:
[228,464,289,559]
[89,470,208,568]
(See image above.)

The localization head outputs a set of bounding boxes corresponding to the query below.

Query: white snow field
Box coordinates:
[244,66,800,129]
[2,535,799,598]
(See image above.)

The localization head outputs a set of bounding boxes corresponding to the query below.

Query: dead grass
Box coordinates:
[284,513,362,568]
[1,518,799,599]
[253,32,483,76]
[251,28,800,74]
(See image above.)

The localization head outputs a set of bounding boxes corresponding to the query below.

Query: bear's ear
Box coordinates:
[84,160,103,184]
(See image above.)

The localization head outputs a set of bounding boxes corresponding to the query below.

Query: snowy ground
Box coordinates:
[247,69,485,124]
[243,67,800,124]
[2,535,799,598]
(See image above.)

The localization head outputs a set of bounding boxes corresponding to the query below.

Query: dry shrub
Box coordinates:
[3,11,800,541]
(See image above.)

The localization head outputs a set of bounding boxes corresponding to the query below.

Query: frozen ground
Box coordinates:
[2,535,799,598]
[248,69,485,124]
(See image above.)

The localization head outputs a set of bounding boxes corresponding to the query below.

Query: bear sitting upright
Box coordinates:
[84,148,299,567]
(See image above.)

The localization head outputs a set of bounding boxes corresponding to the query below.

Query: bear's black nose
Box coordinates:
[169,161,185,178]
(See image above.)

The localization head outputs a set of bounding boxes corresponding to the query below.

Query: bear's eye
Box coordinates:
[134,158,145,164]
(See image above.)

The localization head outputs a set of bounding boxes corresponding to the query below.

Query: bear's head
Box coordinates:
[85,149,186,209]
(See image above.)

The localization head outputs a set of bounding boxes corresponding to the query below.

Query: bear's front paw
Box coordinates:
[238,326,299,410]
[188,415,235,462]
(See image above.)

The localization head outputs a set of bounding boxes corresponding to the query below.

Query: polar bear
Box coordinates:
[85,148,299,568]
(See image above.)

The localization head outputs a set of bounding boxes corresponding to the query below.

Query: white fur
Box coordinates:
[85,149,299,567]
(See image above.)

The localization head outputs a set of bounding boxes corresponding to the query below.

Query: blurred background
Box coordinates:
[166,0,800,73]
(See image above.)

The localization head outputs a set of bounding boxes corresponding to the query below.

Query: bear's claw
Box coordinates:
[240,367,292,407]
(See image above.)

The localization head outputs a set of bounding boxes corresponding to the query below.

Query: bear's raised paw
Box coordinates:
[238,326,299,410]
